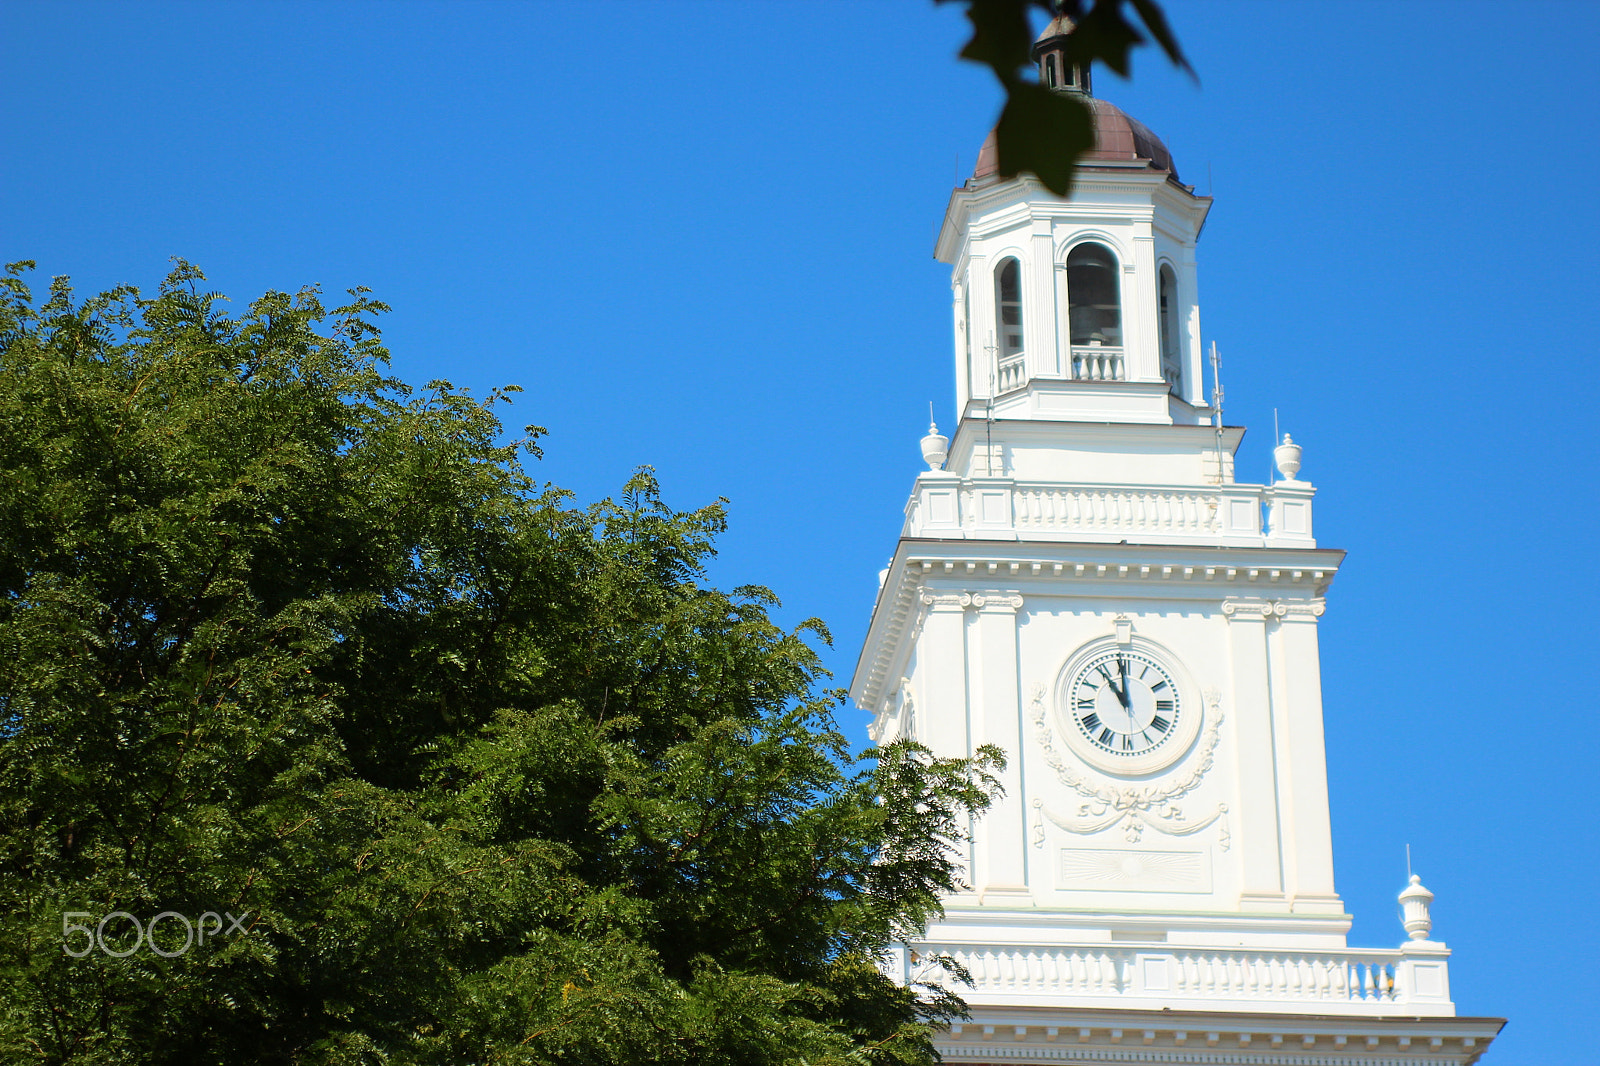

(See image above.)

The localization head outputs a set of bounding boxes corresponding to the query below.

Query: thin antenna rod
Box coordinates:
[1272,407,1280,484]
[1209,342,1224,485]
[929,400,935,427]
[1406,844,1413,879]
[983,332,998,476]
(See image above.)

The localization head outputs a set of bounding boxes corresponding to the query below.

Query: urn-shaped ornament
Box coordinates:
[1274,433,1303,481]
[1398,874,1434,941]
[920,422,949,470]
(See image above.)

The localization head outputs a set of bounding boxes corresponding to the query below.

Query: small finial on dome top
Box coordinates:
[1032,8,1092,96]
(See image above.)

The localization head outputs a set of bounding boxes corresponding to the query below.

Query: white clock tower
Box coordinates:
[851,15,1502,1063]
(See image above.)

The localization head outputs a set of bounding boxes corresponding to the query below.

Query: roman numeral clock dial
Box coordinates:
[1066,650,1182,759]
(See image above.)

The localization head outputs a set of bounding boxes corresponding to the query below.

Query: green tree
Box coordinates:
[950,0,1190,195]
[0,261,1002,1065]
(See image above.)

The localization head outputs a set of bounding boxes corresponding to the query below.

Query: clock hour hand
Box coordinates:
[1098,664,1130,709]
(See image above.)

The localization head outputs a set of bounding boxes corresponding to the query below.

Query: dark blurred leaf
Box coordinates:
[996,82,1095,196]
[945,0,1190,195]
[952,0,1044,72]
[1128,0,1193,74]
[1071,1,1147,78]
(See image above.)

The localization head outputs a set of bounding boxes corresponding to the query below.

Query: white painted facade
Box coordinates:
[850,34,1500,1064]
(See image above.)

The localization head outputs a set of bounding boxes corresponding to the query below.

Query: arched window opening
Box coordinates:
[1067,243,1122,381]
[1045,54,1059,89]
[1066,244,1121,347]
[1159,265,1183,393]
[996,258,1023,357]
[994,258,1024,391]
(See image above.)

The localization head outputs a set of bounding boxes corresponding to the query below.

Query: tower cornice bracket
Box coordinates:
[1221,597,1326,620]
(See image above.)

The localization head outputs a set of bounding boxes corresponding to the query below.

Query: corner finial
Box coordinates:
[1399,873,1435,941]
[1274,433,1303,482]
[920,410,949,470]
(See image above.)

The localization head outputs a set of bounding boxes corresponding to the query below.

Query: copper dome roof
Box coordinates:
[972,96,1179,184]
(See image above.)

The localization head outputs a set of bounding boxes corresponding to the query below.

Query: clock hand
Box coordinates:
[1098,665,1130,709]
[1117,656,1138,734]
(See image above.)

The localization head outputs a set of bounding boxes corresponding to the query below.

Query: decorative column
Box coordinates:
[965,255,991,405]
[968,591,1030,901]
[1222,599,1285,905]
[917,590,975,895]
[1181,252,1202,404]
[1269,599,1341,912]
[1128,222,1157,382]
[1028,215,1057,380]
[952,278,971,412]
[916,592,972,761]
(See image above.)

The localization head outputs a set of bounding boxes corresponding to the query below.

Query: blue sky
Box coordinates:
[5,1,1597,1060]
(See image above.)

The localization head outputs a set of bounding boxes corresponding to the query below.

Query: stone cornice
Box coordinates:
[850,541,1343,714]
[938,169,1199,264]
[935,1007,1502,1065]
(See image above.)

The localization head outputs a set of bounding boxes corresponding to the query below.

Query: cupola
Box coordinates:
[1031,12,1091,95]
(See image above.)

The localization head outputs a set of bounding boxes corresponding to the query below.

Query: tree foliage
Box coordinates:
[948,0,1191,196]
[0,261,1003,1065]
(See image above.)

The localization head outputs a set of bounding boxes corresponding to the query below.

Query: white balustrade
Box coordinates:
[1070,345,1124,381]
[905,943,1435,1013]
[1012,485,1223,537]
[905,480,1303,544]
[997,354,1026,392]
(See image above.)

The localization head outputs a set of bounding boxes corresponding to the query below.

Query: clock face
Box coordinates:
[1068,649,1181,757]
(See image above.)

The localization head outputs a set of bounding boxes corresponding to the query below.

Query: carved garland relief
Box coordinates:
[1030,684,1229,850]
